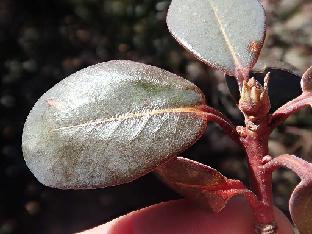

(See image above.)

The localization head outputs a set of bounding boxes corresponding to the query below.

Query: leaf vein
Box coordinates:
[52,107,206,132]
[207,0,242,71]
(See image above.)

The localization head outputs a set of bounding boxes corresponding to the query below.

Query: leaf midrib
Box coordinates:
[52,107,206,132]
[207,0,242,71]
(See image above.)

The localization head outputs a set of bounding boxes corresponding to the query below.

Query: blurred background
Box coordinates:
[0,0,311,233]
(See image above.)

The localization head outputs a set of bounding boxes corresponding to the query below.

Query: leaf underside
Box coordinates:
[156,157,251,213]
[290,181,312,234]
[22,60,208,189]
[167,0,266,76]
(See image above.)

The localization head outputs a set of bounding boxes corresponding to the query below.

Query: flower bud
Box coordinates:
[239,73,271,123]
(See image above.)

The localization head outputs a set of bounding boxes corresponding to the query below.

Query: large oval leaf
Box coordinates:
[290,181,312,234]
[156,157,254,213]
[167,0,266,76]
[22,60,208,189]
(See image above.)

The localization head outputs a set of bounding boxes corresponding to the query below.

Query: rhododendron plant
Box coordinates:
[22,0,312,233]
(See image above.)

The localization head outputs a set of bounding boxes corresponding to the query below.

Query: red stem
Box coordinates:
[269,92,312,130]
[199,82,311,230]
[200,105,241,145]
[240,121,275,225]
[263,154,312,180]
[200,103,277,226]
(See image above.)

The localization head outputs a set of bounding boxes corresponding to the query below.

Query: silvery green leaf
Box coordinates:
[167,0,266,76]
[22,60,208,189]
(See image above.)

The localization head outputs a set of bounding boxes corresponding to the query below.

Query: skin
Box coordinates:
[78,197,294,234]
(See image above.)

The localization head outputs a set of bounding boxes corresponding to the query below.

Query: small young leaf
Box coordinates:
[22,60,208,189]
[301,66,312,93]
[289,181,312,234]
[156,157,253,213]
[167,0,266,76]
[226,67,301,112]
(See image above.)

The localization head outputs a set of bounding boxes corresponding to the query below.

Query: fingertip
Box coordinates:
[78,198,294,234]
[78,198,254,234]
